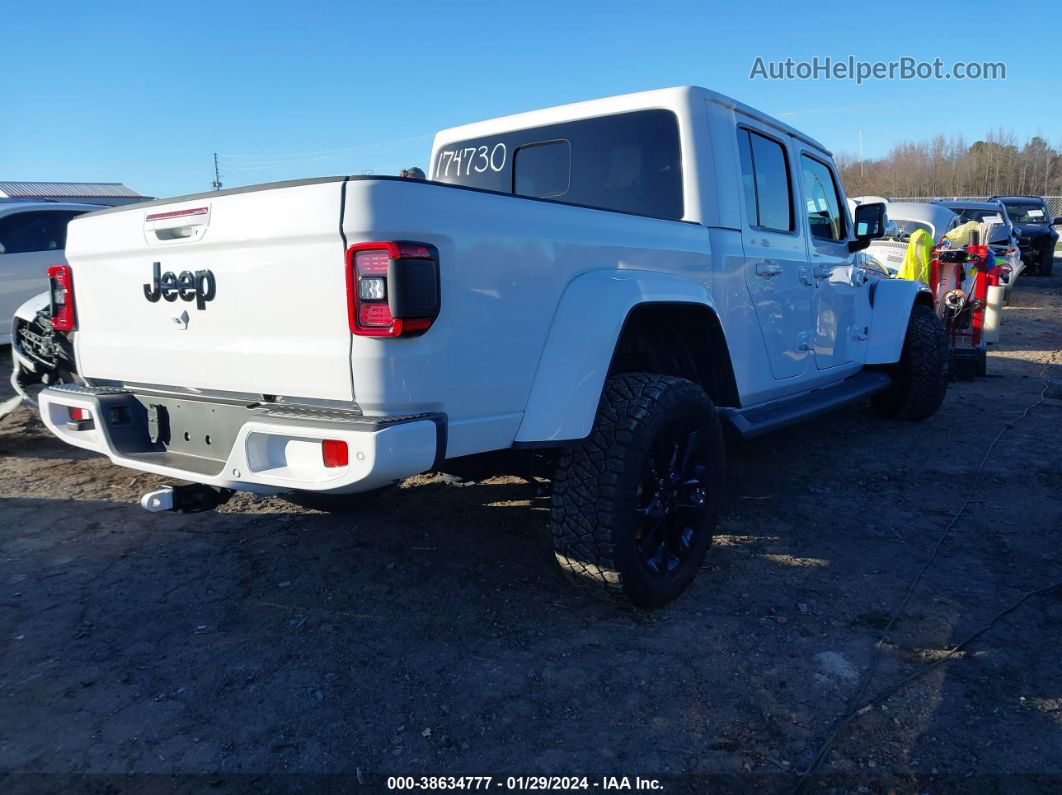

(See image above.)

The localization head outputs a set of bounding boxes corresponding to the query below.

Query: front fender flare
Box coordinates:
[864,279,931,365]
[514,269,716,444]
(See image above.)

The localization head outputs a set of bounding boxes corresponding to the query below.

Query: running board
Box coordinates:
[718,371,891,438]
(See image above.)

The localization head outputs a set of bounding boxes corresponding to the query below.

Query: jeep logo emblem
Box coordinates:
[143,262,216,310]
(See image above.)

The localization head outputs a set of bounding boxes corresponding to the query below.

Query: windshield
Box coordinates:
[952,208,1008,226]
[1002,201,1049,224]
[885,219,932,242]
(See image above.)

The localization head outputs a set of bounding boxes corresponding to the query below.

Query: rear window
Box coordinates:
[432,109,683,220]
[514,140,571,198]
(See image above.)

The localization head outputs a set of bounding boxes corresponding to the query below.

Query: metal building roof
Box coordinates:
[0,181,149,199]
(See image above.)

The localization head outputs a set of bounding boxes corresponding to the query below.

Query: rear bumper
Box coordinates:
[39,384,443,495]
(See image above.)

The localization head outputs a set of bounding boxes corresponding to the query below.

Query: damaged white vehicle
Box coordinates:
[11,291,81,403]
[865,202,959,277]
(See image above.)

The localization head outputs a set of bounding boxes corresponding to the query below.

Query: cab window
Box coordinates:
[800,156,846,241]
[737,129,793,232]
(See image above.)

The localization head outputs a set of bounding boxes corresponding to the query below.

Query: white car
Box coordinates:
[37,86,948,608]
[0,200,102,344]
[865,202,960,278]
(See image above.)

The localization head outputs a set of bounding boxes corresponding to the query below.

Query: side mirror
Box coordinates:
[1053,216,1062,226]
[849,202,887,252]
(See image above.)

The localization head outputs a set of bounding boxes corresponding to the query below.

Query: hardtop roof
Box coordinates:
[432,86,831,156]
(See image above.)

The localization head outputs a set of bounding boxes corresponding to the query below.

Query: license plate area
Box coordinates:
[132,395,248,462]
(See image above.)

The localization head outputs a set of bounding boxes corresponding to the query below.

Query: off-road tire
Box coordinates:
[283,486,390,513]
[872,303,949,420]
[551,373,724,609]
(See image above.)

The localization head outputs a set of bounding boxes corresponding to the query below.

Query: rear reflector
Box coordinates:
[65,405,94,431]
[48,265,76,331]
[358,302,394,328]
[321,439,349,468]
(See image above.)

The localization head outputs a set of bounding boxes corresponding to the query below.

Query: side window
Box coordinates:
[800,156,846,241]
[0,210,85,254]
[514,140,571,198]
[0,211,59,254]
[46,211,85,250]
[737,129,793,232]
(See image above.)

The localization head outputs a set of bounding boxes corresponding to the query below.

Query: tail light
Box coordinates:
[346,242,439,338]
[321,439,349,468]
[48,265,76,331]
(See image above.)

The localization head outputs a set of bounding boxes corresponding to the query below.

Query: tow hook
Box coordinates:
[140,483,234,513]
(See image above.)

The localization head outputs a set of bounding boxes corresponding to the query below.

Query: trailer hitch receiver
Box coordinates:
[140,483,234,513]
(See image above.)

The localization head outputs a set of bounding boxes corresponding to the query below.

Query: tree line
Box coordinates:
[835,132,1061,199]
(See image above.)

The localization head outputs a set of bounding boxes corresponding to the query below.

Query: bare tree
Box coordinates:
[838,130,1060,198]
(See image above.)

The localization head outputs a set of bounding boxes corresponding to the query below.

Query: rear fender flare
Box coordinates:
[865,279,932,365]
[514,270,716,444]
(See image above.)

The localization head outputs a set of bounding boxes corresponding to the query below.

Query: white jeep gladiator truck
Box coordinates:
[38,87,948,608]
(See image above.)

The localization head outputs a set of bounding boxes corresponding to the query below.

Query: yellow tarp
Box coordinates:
[897,228,933,283]
[941,220,982,247]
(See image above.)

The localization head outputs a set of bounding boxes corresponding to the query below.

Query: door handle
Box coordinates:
[814,265,832,280]
[756,262,783,278]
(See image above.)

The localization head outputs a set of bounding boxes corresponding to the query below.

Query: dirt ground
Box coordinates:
[1,274,1060,792]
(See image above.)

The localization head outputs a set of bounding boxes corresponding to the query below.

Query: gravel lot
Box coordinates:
[1,274,1060,791]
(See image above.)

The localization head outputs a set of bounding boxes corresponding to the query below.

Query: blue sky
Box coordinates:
[2,0,1056,199]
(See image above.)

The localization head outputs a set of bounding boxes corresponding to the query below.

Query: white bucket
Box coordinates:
[983,284,1005,343]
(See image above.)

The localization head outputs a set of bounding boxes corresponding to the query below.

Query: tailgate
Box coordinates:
[66,178,354,402]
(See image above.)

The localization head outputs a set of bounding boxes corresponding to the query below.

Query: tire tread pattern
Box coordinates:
[873,303,949,421]
[550,373,722,607]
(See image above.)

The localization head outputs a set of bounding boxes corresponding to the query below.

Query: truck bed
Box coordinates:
[65,175,710,459]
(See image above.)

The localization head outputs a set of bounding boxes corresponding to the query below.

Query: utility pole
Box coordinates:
[859,124,864,181]
[212,152,222,191]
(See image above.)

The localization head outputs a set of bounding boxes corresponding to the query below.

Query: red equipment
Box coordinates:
[928,235,1006,378]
